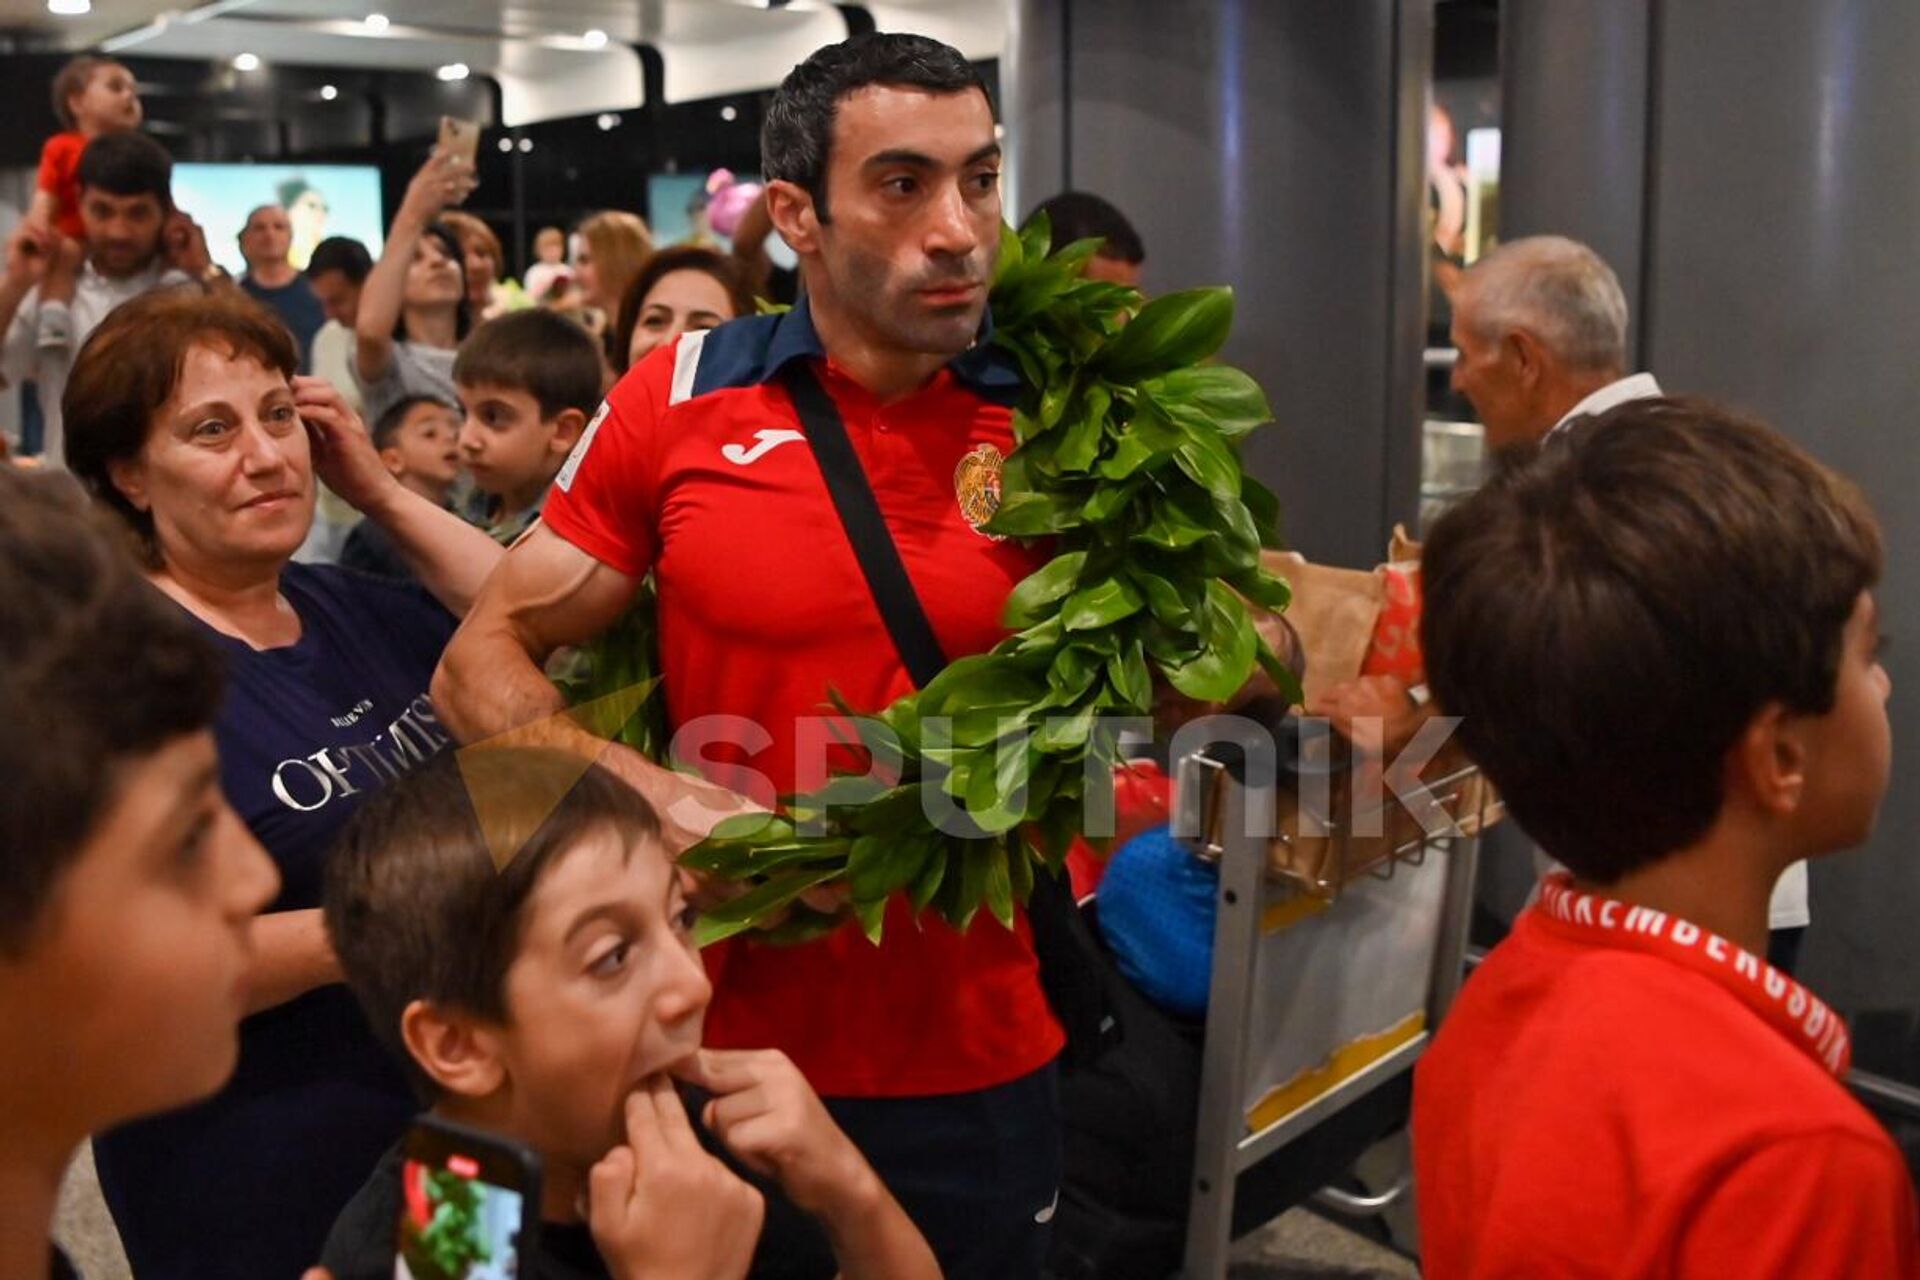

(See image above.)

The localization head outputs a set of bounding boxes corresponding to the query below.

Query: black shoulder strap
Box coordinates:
[780,360,950,688]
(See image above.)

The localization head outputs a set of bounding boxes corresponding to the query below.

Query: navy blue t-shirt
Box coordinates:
[94,563,458,1280]
[241,274,327,372]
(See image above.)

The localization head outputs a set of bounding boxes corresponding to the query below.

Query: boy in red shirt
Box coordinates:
[26,56,143,246]
[1414,396,1917,1278]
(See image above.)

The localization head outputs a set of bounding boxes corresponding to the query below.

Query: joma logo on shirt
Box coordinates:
[269,694,451,813]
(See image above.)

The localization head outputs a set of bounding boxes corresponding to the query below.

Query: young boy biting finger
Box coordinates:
[318,747,937,1280]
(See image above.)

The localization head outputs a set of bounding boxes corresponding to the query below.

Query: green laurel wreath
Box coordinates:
[569,216,1293,946]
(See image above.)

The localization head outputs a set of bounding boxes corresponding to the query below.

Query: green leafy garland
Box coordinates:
[667,216,1294,946]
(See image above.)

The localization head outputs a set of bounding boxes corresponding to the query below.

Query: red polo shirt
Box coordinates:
[542,301,1064,1097]
[1415,875,1919,1278]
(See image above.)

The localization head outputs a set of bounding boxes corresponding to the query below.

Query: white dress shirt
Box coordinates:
[1545,371,1664,439]
[1,256,190,467]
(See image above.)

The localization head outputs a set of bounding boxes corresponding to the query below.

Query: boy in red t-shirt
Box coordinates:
[1414,396,1918,1278]
[25,55,144,245]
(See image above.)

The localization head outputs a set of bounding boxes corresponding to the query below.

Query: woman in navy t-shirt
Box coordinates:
[62,287,507,1278]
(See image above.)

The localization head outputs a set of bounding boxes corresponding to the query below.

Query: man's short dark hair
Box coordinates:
[324,749,663,1097]
[0,468,223,957]
[371,393,454,452]
[762,31,989,221]
[306,236,373,285]
[1026,191,1145,264]
[74,131,172,207]
[1421,396,1883,884]
[453,308,604,420]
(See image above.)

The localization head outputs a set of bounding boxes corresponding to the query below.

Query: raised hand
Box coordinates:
[399,147,479,229]
[291,374,395,513]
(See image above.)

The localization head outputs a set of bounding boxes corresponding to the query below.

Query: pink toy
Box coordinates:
[705,168,764,238]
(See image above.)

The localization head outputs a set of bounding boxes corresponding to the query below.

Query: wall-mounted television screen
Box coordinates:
[173,163,385,275]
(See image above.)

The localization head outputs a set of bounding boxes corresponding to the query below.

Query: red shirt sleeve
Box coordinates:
[542,343,677,578]
[1678,1130,1920,1278]
[37,132,84,196]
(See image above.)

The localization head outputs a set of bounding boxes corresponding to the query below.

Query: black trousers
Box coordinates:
[748,1061,1064,1280]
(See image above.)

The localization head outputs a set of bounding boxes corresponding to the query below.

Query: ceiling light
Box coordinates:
[363,12,388,33]
[517,137,533,153]
[232,52,260,71]
[47,0,91,16]
[596,113,619,131]
[582,28,608,49]
[436,62,469,81]
[497,136,514,153]
[319,84,338,101]
[719,105,738,122]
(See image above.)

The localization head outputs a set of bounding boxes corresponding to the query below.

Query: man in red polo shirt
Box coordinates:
[434,33,1063,1279]
[1413,397,1918,1277]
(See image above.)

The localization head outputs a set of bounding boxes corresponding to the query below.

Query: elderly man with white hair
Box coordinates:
[1448,234,1659,450]
[1442,233,1810,969]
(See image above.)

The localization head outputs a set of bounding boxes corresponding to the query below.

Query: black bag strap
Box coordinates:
[781,360,949,687]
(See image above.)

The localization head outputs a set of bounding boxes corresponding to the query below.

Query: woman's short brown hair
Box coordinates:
[1421,396,1883,884]
[439,210,503,282]
[613,245,754,374]
[64,286,298,562]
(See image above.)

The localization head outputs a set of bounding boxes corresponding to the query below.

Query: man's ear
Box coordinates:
[400,999,508,1099]
[106,455,150,513]
[764,179,820,257]
[548,407,588,454]
[1729,702,1809,818]
[1506,329,1548,390]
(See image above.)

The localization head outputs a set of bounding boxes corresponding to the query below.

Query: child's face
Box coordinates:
[455,382,571,500]
[380,401,463,494]
[71,63,142,133]
[1792,590,1894,853]
[493,827,709,1170]
[0,731,278,1134]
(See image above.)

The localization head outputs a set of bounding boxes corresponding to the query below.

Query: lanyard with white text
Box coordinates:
[1534,875,1851,1078]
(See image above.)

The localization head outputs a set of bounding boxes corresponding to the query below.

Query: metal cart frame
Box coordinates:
[1173,734,1488,1278]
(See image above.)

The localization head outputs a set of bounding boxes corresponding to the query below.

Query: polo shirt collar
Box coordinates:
[763,296,1023,402]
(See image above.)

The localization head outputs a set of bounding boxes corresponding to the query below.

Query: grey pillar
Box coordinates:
[1499,0,1653,361]
[1503,0,1920,1077]
[1006,0,1431,572]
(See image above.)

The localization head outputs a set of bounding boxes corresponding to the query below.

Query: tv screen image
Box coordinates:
[173,163,386,275]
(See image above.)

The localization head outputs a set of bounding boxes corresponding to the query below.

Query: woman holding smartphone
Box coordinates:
[352,147,477,427]
[63,285,503,1279]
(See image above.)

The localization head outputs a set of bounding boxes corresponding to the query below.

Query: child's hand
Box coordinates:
[399,148,478,227]
[292,375,394,513]
[675,1048,880,1220]
[589,1075,763,1280]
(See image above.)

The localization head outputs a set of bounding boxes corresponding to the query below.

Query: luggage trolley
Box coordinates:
[1171,720,1495,1278]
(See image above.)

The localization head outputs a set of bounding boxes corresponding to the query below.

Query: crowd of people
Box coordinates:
[0,27,1914,1280]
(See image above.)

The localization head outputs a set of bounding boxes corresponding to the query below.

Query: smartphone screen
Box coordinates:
[395,1118,540,1280]
[438,115,481,167]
